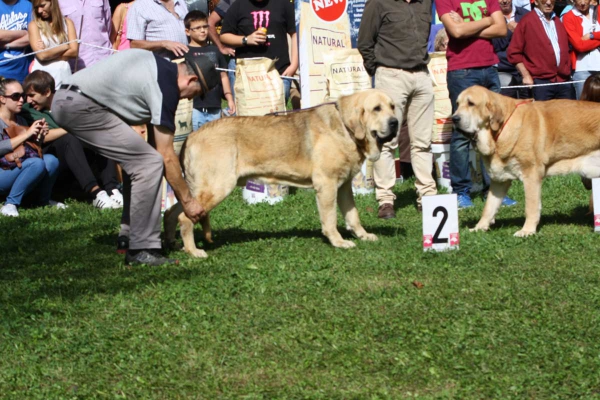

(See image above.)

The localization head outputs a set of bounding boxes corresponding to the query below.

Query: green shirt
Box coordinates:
[20,103,60,129]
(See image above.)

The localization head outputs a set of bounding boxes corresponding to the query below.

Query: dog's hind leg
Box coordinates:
[337,180,377,242]
[471,180,511,233]
[315,179,355,248]
[201,214,212,243]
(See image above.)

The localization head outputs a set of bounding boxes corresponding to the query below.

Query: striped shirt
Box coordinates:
[126,0,189,60]
[535,7,561,66]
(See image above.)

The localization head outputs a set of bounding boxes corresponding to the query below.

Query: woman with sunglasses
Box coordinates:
[0,77,64,217]
[28,0,78,89]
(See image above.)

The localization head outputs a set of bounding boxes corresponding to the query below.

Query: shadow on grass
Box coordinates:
[463,206,591,230]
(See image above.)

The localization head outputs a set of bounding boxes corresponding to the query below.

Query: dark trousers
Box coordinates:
[500,75,532,99]
[532,78,574,101]
[43,133,119,194]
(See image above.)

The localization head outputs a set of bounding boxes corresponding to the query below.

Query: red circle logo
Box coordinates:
[311,0,347,23]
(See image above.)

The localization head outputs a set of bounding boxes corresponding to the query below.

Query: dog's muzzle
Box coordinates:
[375,117,399,145]
[452,115,478,143]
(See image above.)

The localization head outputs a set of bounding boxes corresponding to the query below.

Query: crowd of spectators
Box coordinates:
[0,0,298,219]
[1,0,599,222]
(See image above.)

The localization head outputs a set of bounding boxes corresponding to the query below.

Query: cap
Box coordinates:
[184,53,220,94]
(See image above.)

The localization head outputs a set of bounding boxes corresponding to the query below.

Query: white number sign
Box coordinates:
[422,194,459,252]
[592,178,600,233]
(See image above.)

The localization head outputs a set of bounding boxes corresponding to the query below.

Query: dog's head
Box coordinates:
[452,86,507,145]
[338,89,398,161]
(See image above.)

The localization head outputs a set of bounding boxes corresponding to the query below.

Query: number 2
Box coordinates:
[432,206,448,244]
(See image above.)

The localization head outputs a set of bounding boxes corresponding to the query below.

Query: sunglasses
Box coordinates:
[3,92,25,101]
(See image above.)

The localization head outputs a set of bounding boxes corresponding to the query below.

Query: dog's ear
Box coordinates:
[339,94,366,140]
[486,99,504,132]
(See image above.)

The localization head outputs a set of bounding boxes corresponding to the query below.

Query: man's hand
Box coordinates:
[449,11,464,24]
[508,20,518,32]
[247,29,267,46]
[182,198,206,224]
[281,66,297,77]
[219,45,235,56]
[162,40,189,57]
[522,75,533,85]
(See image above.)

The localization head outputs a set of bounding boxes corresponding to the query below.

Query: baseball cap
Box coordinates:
[184,53,220,94]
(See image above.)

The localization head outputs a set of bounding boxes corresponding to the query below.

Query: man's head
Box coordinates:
[534,0,555,16]
[499,0,513,15]
[575,0,591,15]
[177,54,219,99]
[23,70,55,111]
[184,10,209,45]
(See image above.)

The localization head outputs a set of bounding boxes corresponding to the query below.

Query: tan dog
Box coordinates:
[452,85,600,237]
[164,89,399,258]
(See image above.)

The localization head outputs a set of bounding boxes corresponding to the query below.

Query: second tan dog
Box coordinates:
[164,89,398,258]
[452,85,600,236]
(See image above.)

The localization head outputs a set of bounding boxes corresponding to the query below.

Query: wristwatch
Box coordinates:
[591,32,595,39]
[242,36,248,46]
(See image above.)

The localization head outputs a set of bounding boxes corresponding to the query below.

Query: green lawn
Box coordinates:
[2,175,600,399]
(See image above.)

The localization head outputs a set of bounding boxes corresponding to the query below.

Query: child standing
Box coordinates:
[184,10,235,130]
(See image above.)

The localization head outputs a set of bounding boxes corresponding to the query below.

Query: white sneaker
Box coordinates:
[93,190,120,209]
[110,189,124,208]
[1,203,19,217]
[49,200,67,209]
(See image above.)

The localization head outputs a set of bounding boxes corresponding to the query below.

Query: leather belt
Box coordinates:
[59,84,84,94]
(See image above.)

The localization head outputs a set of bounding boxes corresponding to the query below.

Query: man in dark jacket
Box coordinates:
[493,0,530,98]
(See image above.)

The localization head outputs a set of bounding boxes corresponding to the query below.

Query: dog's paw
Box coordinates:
[359,233,378,242]
[514,229,536,237]
[187,248,208,258]
[469,225,489,233]
[334,240,356,249]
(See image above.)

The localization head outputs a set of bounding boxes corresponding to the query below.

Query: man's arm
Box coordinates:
[478,11,508,39]
[130,39,189,57]
[357,0,380,76]
[44,128,68,143]
[515,62,533,85]
[440,11,493,39]
[208,11,234,56]
[282,32,298,77]
[0,30,27,46]
[153,125,205,223]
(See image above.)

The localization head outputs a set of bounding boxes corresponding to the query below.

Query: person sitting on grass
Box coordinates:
[0,77,64,217]
[185,10,235,131]
[21,70,123,209]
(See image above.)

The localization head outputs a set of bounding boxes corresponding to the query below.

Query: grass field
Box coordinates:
[2,175,600,399]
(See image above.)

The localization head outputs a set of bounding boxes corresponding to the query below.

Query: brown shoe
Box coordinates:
[378,203,396,219]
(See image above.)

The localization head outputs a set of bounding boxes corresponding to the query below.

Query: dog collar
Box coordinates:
[494,99,533,141]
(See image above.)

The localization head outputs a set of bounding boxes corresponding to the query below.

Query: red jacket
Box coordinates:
[562,9,600,70]
[507,11,571,82]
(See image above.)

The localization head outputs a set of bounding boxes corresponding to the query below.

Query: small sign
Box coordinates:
[592,178,600,232]
[422,194,459,252]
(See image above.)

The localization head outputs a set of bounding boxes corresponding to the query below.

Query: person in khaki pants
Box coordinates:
[358,0,437,219]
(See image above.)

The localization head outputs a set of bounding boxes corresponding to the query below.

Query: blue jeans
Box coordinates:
[447,67,500,196]
[283,77,292,104]
[228,58,236,101]
[0,155,59,206]
[192,108,222,131]
[532,78,574,101]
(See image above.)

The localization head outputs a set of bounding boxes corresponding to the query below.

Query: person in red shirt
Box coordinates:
[437,0,515,208]
[563,0,600,98]
[507,0,572,100]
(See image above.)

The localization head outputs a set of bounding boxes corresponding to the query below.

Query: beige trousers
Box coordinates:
[373,67,437,205]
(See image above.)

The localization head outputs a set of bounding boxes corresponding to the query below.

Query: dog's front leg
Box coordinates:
[315,180,355,248]
[515,173,542,237]
[337,180,377,242]
[471,180,512,232]
[164,202,184,249]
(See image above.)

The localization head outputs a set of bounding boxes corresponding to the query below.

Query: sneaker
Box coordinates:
[501,196,517,207]
[377,203,396,219]
[110,189,124,208]
[49,200,67,209]
[457,194,474,209]
[116,235,129,255]
[125,249,179,266]
[93,190,120,209]
[0,203,18,217]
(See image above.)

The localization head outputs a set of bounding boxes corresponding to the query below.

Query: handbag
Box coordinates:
[0,124,43,170]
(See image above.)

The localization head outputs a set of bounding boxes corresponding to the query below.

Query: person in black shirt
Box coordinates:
[185,11,236,128]
[219,0,297,101]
